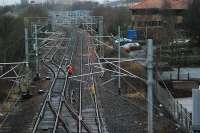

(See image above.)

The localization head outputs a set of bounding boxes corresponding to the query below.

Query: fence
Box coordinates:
[161,68,200,81]
[156,73,192,132]
[161,72,192,81]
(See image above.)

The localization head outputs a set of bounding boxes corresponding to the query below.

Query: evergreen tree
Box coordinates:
[185,0,200,43]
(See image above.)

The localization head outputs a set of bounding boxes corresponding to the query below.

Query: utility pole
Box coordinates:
[145,24,148,40]
[118,26,121,95]
[34,24,40,80]
[192,87,200,133]
[78,34,83,133]
[147,39,154,133]
[24,19,29,69]
[99,17,104,57]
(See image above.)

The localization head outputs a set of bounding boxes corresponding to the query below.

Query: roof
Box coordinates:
[129,0,190,10]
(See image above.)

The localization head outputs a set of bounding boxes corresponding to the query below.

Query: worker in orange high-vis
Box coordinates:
[66,65,74,76]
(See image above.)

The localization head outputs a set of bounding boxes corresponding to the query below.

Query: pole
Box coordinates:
[34,24,39,79]
[178,65,180,80]
[192,87,200,132]
[99,17,104,57]
[118,26,121,95]
[145,23,148,40]
[25,23,29,68]
[147,39,154,133]
[78,34,83,133]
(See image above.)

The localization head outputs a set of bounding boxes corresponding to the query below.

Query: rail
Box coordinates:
[87,33,104,133]
[32,37,69,133]
[157,72,192,132]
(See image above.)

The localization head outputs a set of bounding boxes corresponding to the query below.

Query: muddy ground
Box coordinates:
[98,46,186,133]
[97,69,185,133]
[0,65,51,133]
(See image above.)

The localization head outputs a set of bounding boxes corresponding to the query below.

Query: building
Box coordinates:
[21,0,28,5]
[47,0,80,5]
[104,0,139,7]
[128,0,191,40]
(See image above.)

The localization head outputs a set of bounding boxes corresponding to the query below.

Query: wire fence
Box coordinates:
[156,73,192,132]
[161,71,200,81]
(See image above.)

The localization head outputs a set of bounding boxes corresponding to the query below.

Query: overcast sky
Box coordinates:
[0,0,117,6]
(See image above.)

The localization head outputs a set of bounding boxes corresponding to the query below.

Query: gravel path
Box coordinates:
[97,71,147,133]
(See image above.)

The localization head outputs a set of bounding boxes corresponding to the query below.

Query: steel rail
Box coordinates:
[62,96,92,133]
[50,30,92,133]
[47,38,66,99]
[87,35,103,133]
[32,45,59,133]
[41,39,62,78]
[32,36,69,133]
[46,37,73,132]
[33,29,97,133]
[61,31,92,133]
[52,31,77,133]
[78,32,84,133]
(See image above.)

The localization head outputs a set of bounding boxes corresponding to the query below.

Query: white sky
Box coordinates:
[0,0,20,5]
[0,0,117,6]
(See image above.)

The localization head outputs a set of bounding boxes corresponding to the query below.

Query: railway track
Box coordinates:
[32,27,108,133]
[66,31,108,133]
[32,29,76,132]
[0,30,64,133]
[0,26,108,133]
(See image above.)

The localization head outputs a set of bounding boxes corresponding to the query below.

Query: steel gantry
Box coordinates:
[49,11,104,57]
[24,17,67,79]
[31,29,108,133]
[30,11,110,133]
[28,10,194,133]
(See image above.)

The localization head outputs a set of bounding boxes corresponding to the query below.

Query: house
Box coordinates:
[128,0,191,40]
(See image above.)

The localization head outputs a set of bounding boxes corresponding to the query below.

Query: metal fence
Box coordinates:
[161,72,191,80]
[169,99,192,131]
[161,70,200,81]
[156,73,192,132]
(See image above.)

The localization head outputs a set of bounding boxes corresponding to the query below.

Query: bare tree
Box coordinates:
[185,0,200,44]
[92,6,131,36]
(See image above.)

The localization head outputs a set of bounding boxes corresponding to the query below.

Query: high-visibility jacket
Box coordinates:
[67,65,74,76]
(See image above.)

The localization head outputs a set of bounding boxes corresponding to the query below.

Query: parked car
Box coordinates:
[121,42,141,53]
[114,38,132,46]
[170,39,190,45]
[121,42,140,49]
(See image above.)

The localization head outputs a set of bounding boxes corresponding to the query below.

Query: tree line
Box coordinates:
[92,6,131,36]
[0,6,47,63]
[185,0,200,45]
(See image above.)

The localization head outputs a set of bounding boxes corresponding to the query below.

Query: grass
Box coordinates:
[2,102,11,113]
[126,91,145,98]
[1,86,21,114]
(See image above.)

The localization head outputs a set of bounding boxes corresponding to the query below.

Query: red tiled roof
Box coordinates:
[129,0,190,9]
